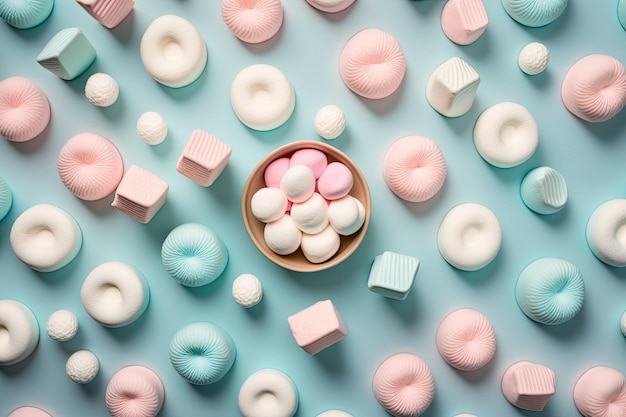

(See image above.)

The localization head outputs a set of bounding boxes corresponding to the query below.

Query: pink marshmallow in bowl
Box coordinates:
[264,156,290,188]
[289,148,328,179]
[317,162,353,200]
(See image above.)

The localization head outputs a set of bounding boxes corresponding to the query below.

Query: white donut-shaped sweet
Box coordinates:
[574,366,626,417]
[140,15,208,88]
[221,0,284,44]
[437,203,502,271]
[0,300,40,366]
[586,199,626,267]
[230,64,295,131]
[80,262,150,328]
[306,0,355,13]
[372,352,435,417]
[0,76,50,142]
[238,368,299,417]
[10,204,82,272]
[8,407,52,417]
[57,132,124,201]
[105,365,165,417]
[473,102,539,168]
[316,411,354,417]
[383,135,447,203]
[339,28,406,100]
[561,54,626,123]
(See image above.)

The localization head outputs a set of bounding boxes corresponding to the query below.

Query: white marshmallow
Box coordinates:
[85,73,119,107]
[328,195,365,236]
[0,299,40,366]
[586,199,626,267]
[426,57,480,118]
[46,309,78,342]
[290,192,329,234]
[317,411,354,417]
[301,225,340,264]
[280,165,316,203]
[238,369,298,417]
[315,105,346,140]
[66,350,99,384]
[232,274,263,308]
[251,187,287,223]
[519,42,549,75]
[264,215,302,256]
[137,111,167,145]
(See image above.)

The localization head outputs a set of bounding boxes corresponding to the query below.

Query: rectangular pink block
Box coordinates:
[76,0,134,29]
[112,165,168,224]
[176,130,232,187]
[287,300,347,355]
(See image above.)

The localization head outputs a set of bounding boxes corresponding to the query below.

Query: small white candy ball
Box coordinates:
[518,42,550,75]
[232,274,263,308]
[85,73,119,107]
[315,105,346,140]
[621,311,626,337]
[46,310,78,342]
[66,350,99,384]
[137,111,168,145]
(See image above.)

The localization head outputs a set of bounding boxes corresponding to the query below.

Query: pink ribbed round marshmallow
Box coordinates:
[436,308,496,371]
[57,132,124,201]
[0,76,50,142]
[105,365,165,417]
[339,28,406,99]
[383,136,447,203]
[8,407,52,417]
[372,352,435,417]
[221,0,284,44]
[561,54,626,123]
[574,366,626,417]
[317,162,353,200]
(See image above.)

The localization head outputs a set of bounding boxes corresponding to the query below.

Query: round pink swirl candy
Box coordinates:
[105,365,165,417]
[221,0,283,44]
[0,76,50,142]
[561,54,626,123]
[574,366,626,417]
[57,132,124,201]
[339,28,406,100]
[372,352,435,417]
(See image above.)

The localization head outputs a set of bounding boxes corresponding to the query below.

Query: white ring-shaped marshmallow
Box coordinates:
[586,199,626,267]
[10,204,83,272]
[0,300,40,366]
[437,203,502,271]
[221,0,284,44]
[80,262,150,328]
[238,368,299,417]
[306,0,355,13]
[473,102,539,168]
[140,15,208,88]
[316,411,354,417]
[230,64,295,131]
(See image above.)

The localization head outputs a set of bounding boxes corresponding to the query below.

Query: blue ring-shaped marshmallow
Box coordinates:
[169,322,236,385]
[501,0,568,27]
[0,176,12,222]
[0,0,54,29]
[161,223,228,287]
[515,257,585,325]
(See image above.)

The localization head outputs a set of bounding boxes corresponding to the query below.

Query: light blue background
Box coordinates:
[1,1,626,416]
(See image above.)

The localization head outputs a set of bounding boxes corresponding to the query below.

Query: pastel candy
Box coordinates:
[289,148,328,179]
[502,361,556,411]
[426,57,480,118]
[317,412,353,417]
[0,299,40,366]
[586,199,626,267]
[37,28,96,81]
[290,192,329,234]
[0,175,12,221]
[306,0,355,13]
[501,0,568,27]
[518,42,550,75]
[8,408,52,417]
[264,157,290,188]
[232,273,263,308]
[328,195,365,236]
[314,105,346,140]
[317,162,353,200]
[520,166,567,215]
[251,187,287,223]
[0,76,51,142]
[280,165,316,203]
[0,0,53,29]
[112,165,169,224]
[176,130,232,187]
[238,369,299,417]
[85,73,119,107]
[287,299,347,355]
[136,112,167,145]
[264,214,302,255]
[105,366,165,417]
[573,366,626,417]
[440,0,488,45]
[300,225,340,264]
[620,0,626,31]
[368,251,419,300]
[46,309,78,342]
[621,311,626,337]
[76,0,134,29]
[66,349,99,384]
[221,0,284,44]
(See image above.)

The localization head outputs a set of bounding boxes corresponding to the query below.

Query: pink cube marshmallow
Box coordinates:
[112,165,168,224]
[76,0,134,29]
[176,130,232,187]
[287,299,347,355]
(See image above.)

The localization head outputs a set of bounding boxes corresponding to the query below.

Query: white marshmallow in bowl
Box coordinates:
[280,165,315,203]
[328,195,365,236]
[301,225,340,264]
[290,192,329,234]
[251,187,287,223]
[264,215,302,255]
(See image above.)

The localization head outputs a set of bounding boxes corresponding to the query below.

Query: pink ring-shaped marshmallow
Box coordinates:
[561,54,626,123]
[57,133,124,201]
[306,0,355,13]
[339,28,406,100]
[0,77,50,142]
[574,366,626,417]
[383,135,447,203]
[105,365,165,417]
[221,0,284,44]
[372,353,435,417]
[8,407,52,417]
[436,308,496,371]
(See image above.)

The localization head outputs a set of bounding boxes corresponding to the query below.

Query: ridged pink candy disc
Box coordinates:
[436,308,496,371]
[57,133,124,201]
[221,0,284,44]
[573,366,626,417]
[561,54,626,123]
[339,28,406,100]
[383,136,447,203]
[0,76,50,142]
[372,352,435,417]
[105,365,165,417]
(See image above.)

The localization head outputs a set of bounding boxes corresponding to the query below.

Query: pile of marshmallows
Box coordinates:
[251,148,365,263]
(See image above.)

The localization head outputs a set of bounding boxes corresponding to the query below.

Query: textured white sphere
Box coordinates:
[85,73,119,107]
[137,111,168,145]
[66,350,99,384]
[232,274,263,308]
[46,310,78,342]
[621,311,626,337]
[315,105,346,140]
[518,42,550,75]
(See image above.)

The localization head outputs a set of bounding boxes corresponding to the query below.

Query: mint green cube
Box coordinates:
[36,28,96,80]
[368,251,420,300]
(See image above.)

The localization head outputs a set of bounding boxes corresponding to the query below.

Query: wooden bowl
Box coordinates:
[241,141,371,272]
